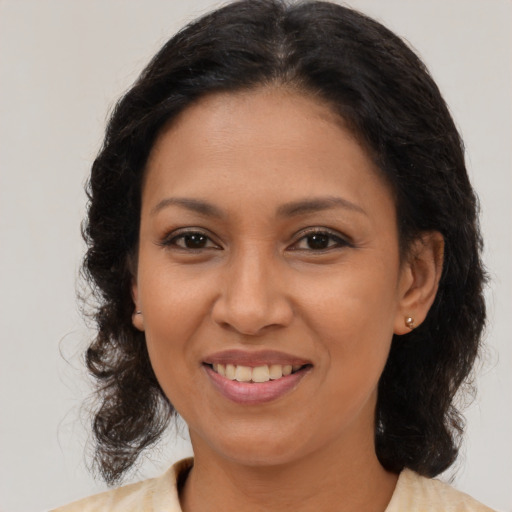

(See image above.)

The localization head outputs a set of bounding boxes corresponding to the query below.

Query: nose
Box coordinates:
[211,245,294,336]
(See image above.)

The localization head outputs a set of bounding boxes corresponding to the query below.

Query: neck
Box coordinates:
[180,432,398,512]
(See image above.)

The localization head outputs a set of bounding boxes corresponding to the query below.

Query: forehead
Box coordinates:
[142,87,394,220]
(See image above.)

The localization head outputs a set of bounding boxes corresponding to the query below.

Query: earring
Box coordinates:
[405,316,415,329]
[136,311,142,315]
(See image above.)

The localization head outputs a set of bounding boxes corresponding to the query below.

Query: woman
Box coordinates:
[54,0,494,510]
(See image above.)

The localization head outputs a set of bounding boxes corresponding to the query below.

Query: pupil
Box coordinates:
[185,234,207,248]
[307,234,329,249]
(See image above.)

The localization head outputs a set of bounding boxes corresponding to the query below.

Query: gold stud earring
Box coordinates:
[405,316,415,329]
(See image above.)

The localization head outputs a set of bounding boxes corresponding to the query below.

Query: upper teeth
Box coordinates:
[212,363,303,382]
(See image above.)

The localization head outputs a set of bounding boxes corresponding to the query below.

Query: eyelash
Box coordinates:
[159,229,220,251]
[290,228,352,252]
[159,227,352,252]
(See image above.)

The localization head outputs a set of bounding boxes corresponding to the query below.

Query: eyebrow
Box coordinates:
[276,196,367,217]
[151,195,367,218]
[151,197,226,218]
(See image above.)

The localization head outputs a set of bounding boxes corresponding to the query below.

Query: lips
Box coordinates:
[204,349,311,367]
[209,363,304,382]
[203,350,312,404]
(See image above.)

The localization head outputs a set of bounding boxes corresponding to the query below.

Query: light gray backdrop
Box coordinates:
[0,1,510,511]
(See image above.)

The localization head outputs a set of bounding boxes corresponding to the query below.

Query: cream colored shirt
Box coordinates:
[52,458,496,511]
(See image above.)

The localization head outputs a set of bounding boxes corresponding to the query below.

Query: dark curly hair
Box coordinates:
[82,0,486,484]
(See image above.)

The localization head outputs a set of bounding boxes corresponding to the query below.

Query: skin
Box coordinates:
[132,87,443,512]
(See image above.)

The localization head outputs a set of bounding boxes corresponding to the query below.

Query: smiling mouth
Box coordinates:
[205,363,310,383]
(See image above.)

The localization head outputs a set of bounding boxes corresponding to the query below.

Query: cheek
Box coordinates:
[144,317,202,419]
[299,263,399,398]
[301,257,400,341]
[139,260,211,335]
[138,267,210,399]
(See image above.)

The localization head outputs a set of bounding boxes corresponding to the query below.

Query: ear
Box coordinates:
[131,279,145,332]
[394,231,444,335]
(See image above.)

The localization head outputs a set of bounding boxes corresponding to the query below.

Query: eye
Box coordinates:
[291,229,351,251]
[161,230,220,250]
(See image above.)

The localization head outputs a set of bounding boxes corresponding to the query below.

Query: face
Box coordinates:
[133,88,415,467]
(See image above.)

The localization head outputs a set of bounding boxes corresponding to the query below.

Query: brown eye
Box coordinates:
[306,233,331,250]
[291,230,350,251]
[162,230,219,250]
[180,233,209,249]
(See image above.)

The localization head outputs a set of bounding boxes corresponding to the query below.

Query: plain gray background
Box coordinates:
[0,1,510,511]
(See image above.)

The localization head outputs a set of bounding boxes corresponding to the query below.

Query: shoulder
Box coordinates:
[50,458,193,512]
[386,469,496,512]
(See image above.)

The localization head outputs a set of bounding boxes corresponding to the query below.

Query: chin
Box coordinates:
[192,425,311,468]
